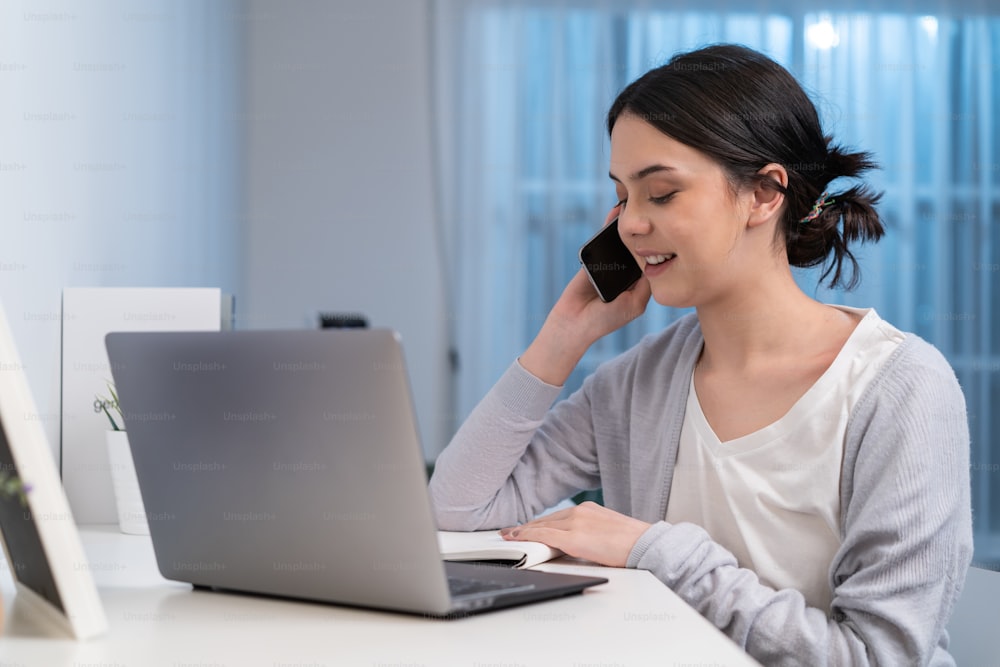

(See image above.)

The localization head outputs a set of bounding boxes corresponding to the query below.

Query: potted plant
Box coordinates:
[0,470,28,504]
[96,384,148,535]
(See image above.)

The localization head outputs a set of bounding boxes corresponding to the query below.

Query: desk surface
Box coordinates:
[0,526,760,666]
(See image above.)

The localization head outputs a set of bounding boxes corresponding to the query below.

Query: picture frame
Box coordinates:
[0,300,107,639]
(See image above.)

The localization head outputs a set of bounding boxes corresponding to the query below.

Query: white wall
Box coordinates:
[0,1,242,465]
[0,0,451,473]
[242,0,452,460]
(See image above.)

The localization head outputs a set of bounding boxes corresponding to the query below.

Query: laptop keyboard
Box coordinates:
[447,575,536,600]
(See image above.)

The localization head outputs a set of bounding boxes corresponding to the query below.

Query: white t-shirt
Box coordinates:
[665,306,905,611]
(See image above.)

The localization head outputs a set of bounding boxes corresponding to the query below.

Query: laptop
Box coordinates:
[105,328,606,617]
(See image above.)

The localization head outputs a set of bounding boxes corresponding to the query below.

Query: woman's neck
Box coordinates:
[694,270,852,374]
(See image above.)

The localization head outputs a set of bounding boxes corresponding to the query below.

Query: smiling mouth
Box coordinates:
[644,253,676,266]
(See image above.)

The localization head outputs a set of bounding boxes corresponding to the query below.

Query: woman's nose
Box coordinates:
[616,206,651,237]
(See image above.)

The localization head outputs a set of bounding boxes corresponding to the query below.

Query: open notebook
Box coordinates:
[439,530,562,569]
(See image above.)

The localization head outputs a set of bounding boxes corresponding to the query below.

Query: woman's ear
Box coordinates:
[746,163,788,229]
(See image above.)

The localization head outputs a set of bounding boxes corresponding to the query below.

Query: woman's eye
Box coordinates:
[650,191,679,204]
[615,198,628,209]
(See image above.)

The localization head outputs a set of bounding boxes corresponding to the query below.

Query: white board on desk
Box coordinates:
[60,287,226,524]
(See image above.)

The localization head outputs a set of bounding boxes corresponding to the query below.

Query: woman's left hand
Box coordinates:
[499,501,651,568]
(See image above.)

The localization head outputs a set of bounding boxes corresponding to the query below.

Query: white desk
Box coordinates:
[0,526,760,666]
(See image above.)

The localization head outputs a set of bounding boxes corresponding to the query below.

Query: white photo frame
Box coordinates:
[0,300,107,639]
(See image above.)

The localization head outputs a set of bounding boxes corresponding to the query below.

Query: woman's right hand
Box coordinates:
[519,206,652,386]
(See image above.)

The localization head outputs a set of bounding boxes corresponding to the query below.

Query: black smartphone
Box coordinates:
[578,217,643,303]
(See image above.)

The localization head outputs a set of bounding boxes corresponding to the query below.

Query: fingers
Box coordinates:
[499,502,600,542]
[630,273,652,298]
[499,502,652,567]
[621,274,652,318]
[602,202,624,228]
[504,525,572,552]
[565,267,602,300]
[500,508,571,541]
[499,507,571,537]
[501,518,576,558]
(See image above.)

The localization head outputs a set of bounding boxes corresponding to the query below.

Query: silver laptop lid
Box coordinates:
[105,329,452,615]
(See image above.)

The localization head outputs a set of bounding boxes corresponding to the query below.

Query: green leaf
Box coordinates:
[99,402,121,431]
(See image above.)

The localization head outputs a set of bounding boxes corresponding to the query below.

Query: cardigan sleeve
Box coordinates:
[627,337,973,666]
[428,359,604,530]
[428,315,698,531]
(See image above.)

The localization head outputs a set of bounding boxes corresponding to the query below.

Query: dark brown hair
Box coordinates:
[607,44,884,290]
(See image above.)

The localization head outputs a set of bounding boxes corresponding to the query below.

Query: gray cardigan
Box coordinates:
[429,313,973,666]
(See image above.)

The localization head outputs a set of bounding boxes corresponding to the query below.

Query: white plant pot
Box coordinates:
[105,430,149,535]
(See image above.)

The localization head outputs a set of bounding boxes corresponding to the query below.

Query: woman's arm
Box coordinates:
[430,205,651,530]
[428,358,602,530]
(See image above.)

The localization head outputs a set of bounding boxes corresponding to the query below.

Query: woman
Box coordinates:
[429,44,972,665]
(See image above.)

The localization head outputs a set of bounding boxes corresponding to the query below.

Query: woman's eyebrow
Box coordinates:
[608,164,676,183]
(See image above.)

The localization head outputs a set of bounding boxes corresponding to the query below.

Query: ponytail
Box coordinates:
[784,142,884,290]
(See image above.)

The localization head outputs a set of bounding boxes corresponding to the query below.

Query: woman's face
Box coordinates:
[609,114,758,309]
